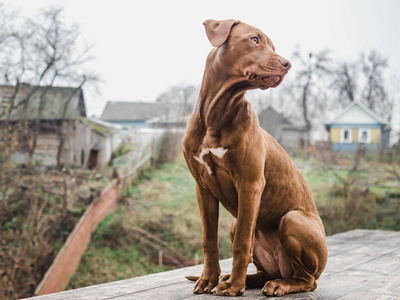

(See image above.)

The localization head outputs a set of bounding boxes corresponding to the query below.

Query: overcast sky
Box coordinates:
[4,0,400,117]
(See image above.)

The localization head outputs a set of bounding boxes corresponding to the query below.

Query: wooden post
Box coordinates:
[158,250,163,267]
[194,253,199,265]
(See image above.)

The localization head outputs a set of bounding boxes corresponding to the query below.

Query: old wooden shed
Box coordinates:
[0,84,121,169]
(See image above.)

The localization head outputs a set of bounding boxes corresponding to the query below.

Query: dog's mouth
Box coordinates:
[245,71,284,89]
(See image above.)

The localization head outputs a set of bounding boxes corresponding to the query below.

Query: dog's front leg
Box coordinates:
[193,184,221,294]
[213,182,263,296]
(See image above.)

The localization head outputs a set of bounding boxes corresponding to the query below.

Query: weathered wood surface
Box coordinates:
[28,230,400,299]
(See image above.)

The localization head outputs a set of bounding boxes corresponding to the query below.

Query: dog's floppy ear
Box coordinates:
[203,19,239,47]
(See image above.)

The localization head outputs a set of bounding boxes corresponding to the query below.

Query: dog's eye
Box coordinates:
[251,37,259,44]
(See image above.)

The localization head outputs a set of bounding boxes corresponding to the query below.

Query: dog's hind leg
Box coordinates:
[262,210,328,297]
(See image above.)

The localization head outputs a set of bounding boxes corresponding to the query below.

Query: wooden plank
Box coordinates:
[337,273,400,300]
[326,229,400,257]
[26,230,400,300]
[113,263,261,300]
[326,245,398,273]
[351,248,400,275]
[264,269,386,300]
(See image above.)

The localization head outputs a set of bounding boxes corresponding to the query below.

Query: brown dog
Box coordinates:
[182,19,327,297]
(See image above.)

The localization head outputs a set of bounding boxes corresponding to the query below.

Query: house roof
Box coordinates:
[258,105,290,124]
[80,117,122,136]
[258,106,304,137]
[329,101,385,125]
[100,101,177,122]
[0,84,86,120]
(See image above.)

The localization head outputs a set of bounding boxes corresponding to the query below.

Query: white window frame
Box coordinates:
[340,128,353,143]
[358,128,371,143]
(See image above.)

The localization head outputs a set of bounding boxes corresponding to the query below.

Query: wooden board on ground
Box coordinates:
[27,230,400,300]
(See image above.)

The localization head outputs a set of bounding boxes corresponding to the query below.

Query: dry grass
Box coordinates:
[0,167,107,299]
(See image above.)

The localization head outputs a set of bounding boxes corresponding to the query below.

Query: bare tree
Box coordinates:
[0,4,22,173]
[331,62,358,106]
[0,3,18,57]
[361,50,388,112]
[332,50,394,124]
[387,75,400,137]
[1,6,98,168]
[0,4,25,119]
[156,84,198,122]
[25,7,97,168]
[291,49,331,132]
[361,51,397,126]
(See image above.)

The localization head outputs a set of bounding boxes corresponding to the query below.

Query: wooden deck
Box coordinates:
[28,230,400,300]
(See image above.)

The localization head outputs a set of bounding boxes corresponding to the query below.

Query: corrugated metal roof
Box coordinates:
[0,84,86,120]
[100,101,176,121]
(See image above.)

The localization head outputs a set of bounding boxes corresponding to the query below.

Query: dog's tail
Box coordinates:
[185,275,200,281]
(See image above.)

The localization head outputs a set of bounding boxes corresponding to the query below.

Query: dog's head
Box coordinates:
[204,19,291,90]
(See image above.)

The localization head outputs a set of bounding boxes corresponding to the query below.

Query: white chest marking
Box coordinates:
[193,147,228,175]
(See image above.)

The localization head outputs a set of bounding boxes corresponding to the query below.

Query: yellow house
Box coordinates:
[326,102,390,152]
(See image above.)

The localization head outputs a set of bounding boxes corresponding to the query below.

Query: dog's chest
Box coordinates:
[193,147,228,176]
[191,144,239,211]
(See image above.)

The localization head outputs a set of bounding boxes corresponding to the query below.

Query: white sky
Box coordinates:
[4,0,400,117]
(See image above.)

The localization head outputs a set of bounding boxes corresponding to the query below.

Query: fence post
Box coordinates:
[158,250,163,267]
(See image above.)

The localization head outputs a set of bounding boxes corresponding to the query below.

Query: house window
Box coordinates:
[358,128,371,143]
[341,128,352,143]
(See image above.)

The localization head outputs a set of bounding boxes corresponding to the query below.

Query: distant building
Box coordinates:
[100,101,186,143]
[79,117,122,169]
[258,106,309,150]
[326,101,390,153]
[101,101,181,128]
[0,84,121,169]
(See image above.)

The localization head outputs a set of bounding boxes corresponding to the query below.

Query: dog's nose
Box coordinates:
[279,58,292,72]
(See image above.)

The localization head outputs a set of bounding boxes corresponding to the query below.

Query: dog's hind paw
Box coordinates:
[263,280,286,297]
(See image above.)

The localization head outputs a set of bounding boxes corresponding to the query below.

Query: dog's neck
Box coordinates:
[196,49,251,131]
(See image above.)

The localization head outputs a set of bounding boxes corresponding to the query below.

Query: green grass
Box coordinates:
[301,166,332,206]
[68,154,400,290]
[67,243,169,290]
[67,207,171,290]
[68,155,234,289]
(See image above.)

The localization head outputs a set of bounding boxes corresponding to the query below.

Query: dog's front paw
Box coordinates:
[193,276,219,294]
[212,280,245,296]
[219,273,230,282]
